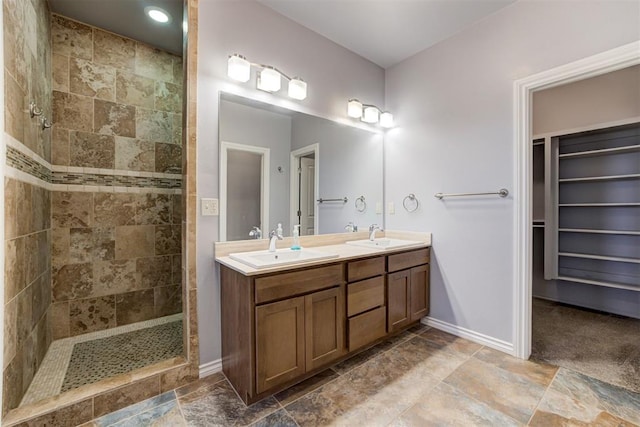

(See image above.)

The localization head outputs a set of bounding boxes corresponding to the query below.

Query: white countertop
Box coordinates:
[214,230,431,276]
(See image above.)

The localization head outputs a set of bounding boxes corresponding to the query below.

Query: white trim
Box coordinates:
[421,317,514,355]
[289,144,320,234]
[513,40,640,359]
[199,359,223,378]
[220,141,270,241]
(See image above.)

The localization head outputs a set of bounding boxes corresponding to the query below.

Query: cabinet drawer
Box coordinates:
[347,256,385,282]
[348,306,386,352]
[255,264,344,304]
[347,276,384,317]
[388,248,429,272]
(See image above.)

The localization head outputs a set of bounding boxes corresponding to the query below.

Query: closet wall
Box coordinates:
[532,65,640,318]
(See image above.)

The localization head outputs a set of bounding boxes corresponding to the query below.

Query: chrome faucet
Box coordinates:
[249,226,262,239]
[268,228,283,252]
[369,224,382,241]
[344,222,358,232]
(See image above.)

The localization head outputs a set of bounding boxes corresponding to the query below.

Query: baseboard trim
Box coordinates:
[422,317,514,356]
[199,359,223,378]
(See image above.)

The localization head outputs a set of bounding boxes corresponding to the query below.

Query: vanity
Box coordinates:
[215,231,431,404]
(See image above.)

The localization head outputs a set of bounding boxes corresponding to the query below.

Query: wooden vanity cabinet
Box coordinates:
[387,248,430,333]
[220,246,430,404]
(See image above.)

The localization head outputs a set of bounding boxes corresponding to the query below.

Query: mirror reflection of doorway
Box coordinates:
[220,141,270,241]
[290,143,319,236]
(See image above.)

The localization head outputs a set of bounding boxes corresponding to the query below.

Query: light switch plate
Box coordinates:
[201,198,219,216]
[388,202,395,214]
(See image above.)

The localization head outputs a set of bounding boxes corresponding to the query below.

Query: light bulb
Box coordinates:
[362,106,380,124]
[347,99,363,118]
[380,112,394,128]
[257,67,282,92]
[288,78,307,100]
[227,54,250,83]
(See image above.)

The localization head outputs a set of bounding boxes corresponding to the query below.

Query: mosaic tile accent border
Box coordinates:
[5,134,182,191]
[51,172,181,189]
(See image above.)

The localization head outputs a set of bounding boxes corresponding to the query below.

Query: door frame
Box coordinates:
[290,144,320,234]
[513,41,640,359]
[220,140,270,241]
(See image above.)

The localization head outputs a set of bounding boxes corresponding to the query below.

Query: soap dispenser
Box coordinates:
[291,225,301,250]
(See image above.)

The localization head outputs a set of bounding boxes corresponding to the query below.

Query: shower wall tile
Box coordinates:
[137,256,172,289]
[69,227,116,263]
[136,108,173,143]
[94,193,136,226]
[172,194,182,224]
[155,225,181,256]
[3,297,17,370]
[52,90,93,132]
[171,254,182,286]
[4,237,25,302]
[3,350,23,414]
[136,194,172,225]
[155,143,182,174]
[51,14,92,60]
[114,137,155,172]
[171,113,183,145]
[16,286,33,346]
[136,44,174,82]
[52,53,69,92]
[4,178,17,240]
[70,57,115,100]
[93,29,136,70]
[69,295,116,336]
[154,285,182,317]
[51,126,70,165]
[155,81,182,113]
[52,191,94,227]
[93,260,139,296]
[115,225,155,259]
[4,71,26,142]
[69,130,115,169]
[116,70,155,108]
[52,263,93,302]
[52,227,70,268]
[51,301,70,340]
[115,289,155,326]
[94,99,136,137]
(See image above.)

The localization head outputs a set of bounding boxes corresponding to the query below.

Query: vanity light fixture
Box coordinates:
[227,54,307,100]
[346,100,394,128]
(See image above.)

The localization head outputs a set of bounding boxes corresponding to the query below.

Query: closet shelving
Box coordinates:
[537,120,640,293]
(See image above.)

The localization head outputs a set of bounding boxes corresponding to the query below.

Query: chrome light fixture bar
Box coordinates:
[227,54,307,100]
[347,99,394,128]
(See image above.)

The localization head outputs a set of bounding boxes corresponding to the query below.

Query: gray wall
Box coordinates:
[384,0,640,344]
[291,114,383,234]
[219,100,292,236]
[197,0,384,365]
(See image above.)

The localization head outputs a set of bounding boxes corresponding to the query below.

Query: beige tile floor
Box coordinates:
[83,324,640,427]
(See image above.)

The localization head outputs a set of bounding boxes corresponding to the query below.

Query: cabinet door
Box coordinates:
[387,269,411,332]
[256,297,305,394]
[410,264,430,321]
[305,286,346,371]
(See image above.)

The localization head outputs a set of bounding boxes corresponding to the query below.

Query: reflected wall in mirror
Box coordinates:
[219,93,384,241]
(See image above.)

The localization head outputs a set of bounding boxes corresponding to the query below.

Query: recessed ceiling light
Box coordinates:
[145,6,171,23]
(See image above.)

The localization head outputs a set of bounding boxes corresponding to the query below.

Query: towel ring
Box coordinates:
[355,195,366,212]
[403,194,419,212]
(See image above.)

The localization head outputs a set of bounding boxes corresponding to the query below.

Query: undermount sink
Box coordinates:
[229,248,339,269]
[345,238,423,250]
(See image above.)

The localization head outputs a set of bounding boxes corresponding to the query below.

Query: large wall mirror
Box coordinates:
[219,93,384,241]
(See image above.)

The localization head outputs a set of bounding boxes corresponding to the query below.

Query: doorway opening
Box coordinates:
[220,141,270,241]
[513,41,640,364]
[290,144,319,236]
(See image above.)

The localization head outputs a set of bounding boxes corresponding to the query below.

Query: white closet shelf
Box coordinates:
[559,173,640,183]
[559,252,640,264]
[559,144,640,159]
[557,276,639,292]
[559,203,640,207]
[559,228,640,236]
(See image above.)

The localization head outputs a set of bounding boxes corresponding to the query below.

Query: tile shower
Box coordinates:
[3,0,184,416]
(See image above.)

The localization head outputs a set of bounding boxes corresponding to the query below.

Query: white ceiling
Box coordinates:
[259,0,517,68]
[48,0,183,55]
